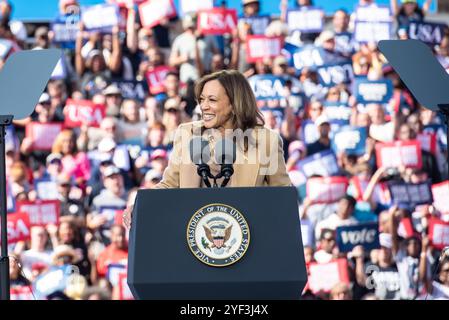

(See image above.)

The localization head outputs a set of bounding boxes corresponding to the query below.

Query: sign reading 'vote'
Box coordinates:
[336,222,380,253]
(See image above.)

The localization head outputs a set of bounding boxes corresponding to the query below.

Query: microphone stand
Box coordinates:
[0,115,13,301]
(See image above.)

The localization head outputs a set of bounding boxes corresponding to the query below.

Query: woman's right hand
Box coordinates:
[123,205,133,229]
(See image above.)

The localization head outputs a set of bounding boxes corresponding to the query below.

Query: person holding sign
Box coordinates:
[391,0,433,30]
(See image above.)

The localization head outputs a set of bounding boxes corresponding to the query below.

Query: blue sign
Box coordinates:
[336,222,380,253]
[295,149,340,178]
[111,79,148,102]
[33,265,73,299]
[408,21,448,46]
[388,180,433,208]
[238,15,271,35]
[323,101,352,121]
[291,45,326,70]
[423,124,447,150]
[334,31,356,57]
[248,74,286,101]
[286,7,324,33]
[317,61,354,87]
[51,14,80,49]
[332,126,367,156]
[354,78,393,104]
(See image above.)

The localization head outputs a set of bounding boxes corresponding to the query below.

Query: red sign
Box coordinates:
[139,0,177,29]
[245,36,283,63]
[25,122,64,151]
[197,8,237,35]
[118,272,134,300]
[432,181,449,215]
[145,66,171,95]
[306,176,349,204]
[375,140,422,169]
[1,212,31,245]
[64,99,106,128]
[10,286,34,300]
[16,200,60,227]
[398,217,415,239]
[308,259,350,294]
[417,133,437,155]
[428,217,449,249]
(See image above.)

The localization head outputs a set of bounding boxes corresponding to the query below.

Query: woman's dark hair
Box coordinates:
[194,70,265,131]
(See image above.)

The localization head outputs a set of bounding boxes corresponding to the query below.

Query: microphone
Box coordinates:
[214,138,237,188]
[189,137,212,188]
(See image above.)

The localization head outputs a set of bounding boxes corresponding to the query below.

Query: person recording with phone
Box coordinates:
[123,70,292,228]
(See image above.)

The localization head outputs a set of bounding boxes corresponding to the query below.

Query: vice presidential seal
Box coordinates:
[187,203,250,267]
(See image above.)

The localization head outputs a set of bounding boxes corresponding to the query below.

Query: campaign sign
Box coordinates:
[197,8,237,35]
[25,122,63,152]
[332,126,367,156]
[291,45,325,70]
[423,124,447,150]
[51,19,79,49]
[355,4,392,22]
[354,21,391,43]
[323,102,352,121]
[16,200,60,227]
[2,212,31,245]
[139,0,177,29]
[336,222,380,253]
[354,78,393,104]
[248,74,286,101]
[179,0,213,16]
[81,4,121,32]
[111,79,148,102]
[334,31,355,57]
[99,206,126,229]
[118,272,134,300]
[107,263,127,287]
[286,7,324,33]
[306,176,349,204]
[145,65,171,95]
[375,140,422,169]
[388,180,433,207]
[432,181,449,215]
[238,15,271,35]
[64,99,106,128]
[308,259,350,294]
[417,132,437,155]
[245,36,283,63]
[10,286,34,300]
[295,150,340,178]
[300,219,314,248]
[317,61,353,87]
[33,265,72,299]
[408,21,448,46]
[34,179,59,200]
[428,218,449,250]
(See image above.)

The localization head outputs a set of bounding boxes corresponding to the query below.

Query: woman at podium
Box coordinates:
[123,70,291,227]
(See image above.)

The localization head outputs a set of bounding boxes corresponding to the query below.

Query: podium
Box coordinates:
[127,186,307,300]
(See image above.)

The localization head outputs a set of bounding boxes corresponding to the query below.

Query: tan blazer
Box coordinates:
[155,121,292,188]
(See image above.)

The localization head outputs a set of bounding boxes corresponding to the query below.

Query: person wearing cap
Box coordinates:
[353,234,401,300]
[313,228,337,264]
[149,148,168,177]
[271,55,289,76]
[59,0,79,15]
[162,97,191,146]
[142,169,163,189]
[55,173,86,227]
[169,14,219,84]
[306,114,331,156]
[286,140,307,171]
[103,84,123,118]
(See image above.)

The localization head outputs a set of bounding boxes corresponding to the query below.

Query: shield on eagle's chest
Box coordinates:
[213,238,224,248]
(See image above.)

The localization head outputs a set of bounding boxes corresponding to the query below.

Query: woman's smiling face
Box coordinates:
[199,80,234,131]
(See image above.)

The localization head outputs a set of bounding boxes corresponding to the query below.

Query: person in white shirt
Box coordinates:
[315,195,359,241]
[20,226,53,280]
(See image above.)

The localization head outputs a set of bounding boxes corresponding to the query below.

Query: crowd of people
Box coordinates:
[1,0,449,300]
